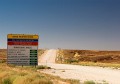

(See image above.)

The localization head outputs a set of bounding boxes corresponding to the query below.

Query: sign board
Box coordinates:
[7,34,39,65]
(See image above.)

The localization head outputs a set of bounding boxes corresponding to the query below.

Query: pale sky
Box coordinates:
[0,0,120,50]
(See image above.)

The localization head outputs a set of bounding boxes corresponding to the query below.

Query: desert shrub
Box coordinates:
[68,79,80,84]
[0,59,6,63]
[37,65,46,69]
[13,74,53,84]
[37,65,51,69]
[2,77,12,84]
[84,80,95,84]
[18,72,28,76]
[31,78,53,84]
[0,63,70,84]
[65,59,79,64]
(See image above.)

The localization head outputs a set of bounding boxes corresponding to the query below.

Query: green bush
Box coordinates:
[84,80,95,84]
[2,77,12,84]
[65,59,79,64]
[37,65,51,69]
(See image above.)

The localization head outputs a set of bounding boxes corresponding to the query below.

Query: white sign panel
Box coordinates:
[7,34,39,65]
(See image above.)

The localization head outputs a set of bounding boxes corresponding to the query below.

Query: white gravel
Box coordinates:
[38,49,120,84]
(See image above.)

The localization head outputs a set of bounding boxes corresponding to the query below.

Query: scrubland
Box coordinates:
[0,49,79,84]
[57,49,120,69]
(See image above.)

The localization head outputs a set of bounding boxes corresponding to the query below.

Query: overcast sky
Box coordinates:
[0,0,120,50]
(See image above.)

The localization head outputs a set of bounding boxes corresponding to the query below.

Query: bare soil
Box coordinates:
[58,49,120,63]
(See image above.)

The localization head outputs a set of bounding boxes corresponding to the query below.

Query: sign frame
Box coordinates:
[7,34,39,66]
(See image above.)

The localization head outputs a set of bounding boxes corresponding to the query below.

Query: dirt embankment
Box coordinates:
[57,49,120,63]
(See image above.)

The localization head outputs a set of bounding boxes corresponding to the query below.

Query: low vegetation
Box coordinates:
[83,80,109,84]
[0,63,80,84]
[37,65,51,69]
[84,80,95,84]
[0,49,7,63]
[0,49,80,84]
[0,63,52,84]
[0,49,112,84]
[56,49,120,68]
[1,63,107,84]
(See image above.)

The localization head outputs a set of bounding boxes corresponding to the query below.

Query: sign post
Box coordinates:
[7,34,39,66]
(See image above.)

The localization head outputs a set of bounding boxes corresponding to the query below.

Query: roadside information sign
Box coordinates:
[7,34,39,65]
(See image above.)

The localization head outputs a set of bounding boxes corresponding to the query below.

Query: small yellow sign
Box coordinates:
[7,34,39,39]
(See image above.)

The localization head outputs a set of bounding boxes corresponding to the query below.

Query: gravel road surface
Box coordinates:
[38,49,120,84]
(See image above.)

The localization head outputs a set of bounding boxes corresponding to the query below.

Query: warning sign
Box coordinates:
[7,34,39,65]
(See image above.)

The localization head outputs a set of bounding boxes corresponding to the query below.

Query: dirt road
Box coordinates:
[38,49,120,84]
